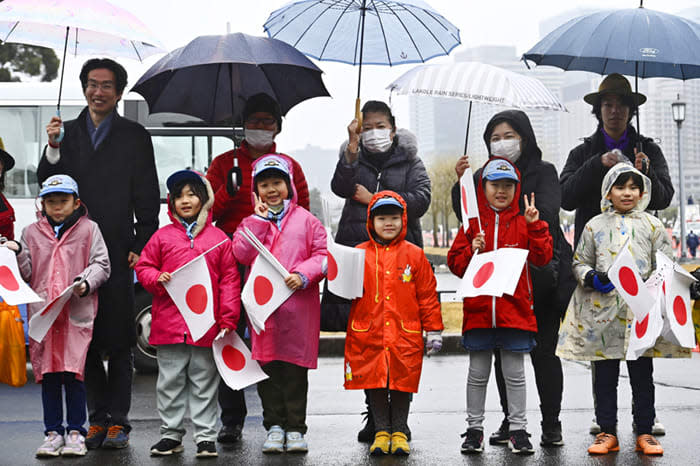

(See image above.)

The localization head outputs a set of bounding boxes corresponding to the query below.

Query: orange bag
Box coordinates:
[0,301,27,387]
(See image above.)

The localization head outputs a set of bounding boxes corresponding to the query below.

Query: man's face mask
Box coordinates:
[245,129,275,150]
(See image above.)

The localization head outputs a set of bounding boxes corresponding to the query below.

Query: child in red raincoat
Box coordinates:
[448,158,552,456]
[344,191,443,457]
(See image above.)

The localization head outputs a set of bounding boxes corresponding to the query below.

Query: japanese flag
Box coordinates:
[241,254,293,334]
[607,239,654,322]
[164,254,216,342]
[459,168,479,232]
[212,331,268,390]
[0,246,42,305]
[626,293,664,360]
[662,263,696,348]
[327,240,365,299]
[457,248,528,298]
[28,284,74,342]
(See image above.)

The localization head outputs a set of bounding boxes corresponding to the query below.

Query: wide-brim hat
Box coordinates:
[583,73,646,106]
[0,137,16,171]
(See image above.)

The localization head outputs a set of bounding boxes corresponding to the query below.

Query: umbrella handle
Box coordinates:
[53,110,65,144]
[355,98,362,134]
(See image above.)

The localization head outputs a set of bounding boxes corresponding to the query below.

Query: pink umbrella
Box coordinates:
[0,0,165,139]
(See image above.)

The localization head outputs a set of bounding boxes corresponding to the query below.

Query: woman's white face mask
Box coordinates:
[361,128,393,153]
[245,129,275,150]
[490,138,521,162]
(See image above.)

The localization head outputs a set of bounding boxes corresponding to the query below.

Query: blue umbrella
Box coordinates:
[264,0,460,117]
[131,33,330,125]
[522,3,700,140]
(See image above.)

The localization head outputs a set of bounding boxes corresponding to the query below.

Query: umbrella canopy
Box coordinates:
[387,61,566,153]
[131,33,330,125]
[264,0,460,106]
[0,0,165,61]
[523,6,700,79]
[388,62,566,112]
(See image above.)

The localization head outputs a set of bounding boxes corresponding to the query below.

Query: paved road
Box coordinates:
[2,354,699,465]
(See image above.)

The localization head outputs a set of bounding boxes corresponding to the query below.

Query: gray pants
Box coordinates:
[156,344,219,443]
[467,349,527,431]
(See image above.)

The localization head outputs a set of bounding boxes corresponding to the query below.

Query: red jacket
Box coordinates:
[0,193,15,240]
[206,141,309,234]
[447,159,552,333]
[344,191,443,393]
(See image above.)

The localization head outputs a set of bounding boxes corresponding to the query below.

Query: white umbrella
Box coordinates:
[387,61,566,153]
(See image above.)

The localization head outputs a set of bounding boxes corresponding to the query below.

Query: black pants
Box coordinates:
[494,307,563,426]
[593,357,655,435]
[257,361,309,433]
[218,310,248,427]
[84,345,133,431]
[367,388,410,434]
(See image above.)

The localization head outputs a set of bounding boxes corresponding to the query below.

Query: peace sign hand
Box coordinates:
[254,193,269,218]
[524,193,539,224]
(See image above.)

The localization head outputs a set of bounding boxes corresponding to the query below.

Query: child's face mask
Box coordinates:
[483,179,516,211]
[606,178,642,213]
[174,185,202,221]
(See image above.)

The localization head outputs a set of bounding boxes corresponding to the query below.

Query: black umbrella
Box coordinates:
[132,33,330,126]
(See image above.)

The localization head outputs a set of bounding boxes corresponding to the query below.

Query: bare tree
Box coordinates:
[427,156,458,247]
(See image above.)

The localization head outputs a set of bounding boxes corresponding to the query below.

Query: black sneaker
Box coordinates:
[217,424,242,443]
[150,438,184,456]
[508,430,535,455]
[460,428,484,454]
[357,410,375,443]
[196,441,218,458]
[489,418,509,445]
[541,421,564,447]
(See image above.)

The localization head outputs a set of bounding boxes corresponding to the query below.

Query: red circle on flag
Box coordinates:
[473,262,495,288]
[222,345,246,371]
[0,265,20,291]
[185,284,208,314]
[461,185,469,214]
[619,266,638,296]
[327,253,338,281]
[662,281,666,295]
[673,295,687,325]
[254,275,274,305]
[635,313,649,338]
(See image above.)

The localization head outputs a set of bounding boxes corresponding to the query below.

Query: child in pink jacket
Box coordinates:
[232,155,327,454]
[135,170,239,459]
[5,174,110,457]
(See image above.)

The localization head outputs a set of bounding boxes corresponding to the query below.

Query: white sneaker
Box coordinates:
[36,431,65,457]
[589,419,601,435]
[62,430,87,456]
[652,418,666,436]
[262,426,285,454]
[285,431,308,453]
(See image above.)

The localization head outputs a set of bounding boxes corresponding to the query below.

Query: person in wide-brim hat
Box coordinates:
[583,73,647,106]
[0,137,15,172]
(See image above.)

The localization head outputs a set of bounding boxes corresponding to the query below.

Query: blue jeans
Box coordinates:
[41,372,87,436]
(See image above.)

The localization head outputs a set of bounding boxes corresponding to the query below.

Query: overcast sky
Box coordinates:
[97,0,700,151]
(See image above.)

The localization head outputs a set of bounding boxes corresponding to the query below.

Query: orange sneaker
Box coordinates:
[588,433,619,455]
[636,434,663,455]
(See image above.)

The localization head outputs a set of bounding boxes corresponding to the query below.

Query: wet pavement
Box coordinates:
[2,353,699,465]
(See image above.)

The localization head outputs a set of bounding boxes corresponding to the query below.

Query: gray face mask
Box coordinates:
[490,138,522,162]
[245,129,275,150]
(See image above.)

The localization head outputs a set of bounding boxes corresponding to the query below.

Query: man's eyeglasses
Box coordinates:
[86,80,115,91]
[245,117,277,126]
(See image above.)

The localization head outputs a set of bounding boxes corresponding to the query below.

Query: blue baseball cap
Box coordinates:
[482,159,519,182]
[39,174,79,197]
[166,170,204,192]
[370,196,403,212]
[253,155,290,179]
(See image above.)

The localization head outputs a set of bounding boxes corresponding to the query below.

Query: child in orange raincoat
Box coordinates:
[343,191,443,457]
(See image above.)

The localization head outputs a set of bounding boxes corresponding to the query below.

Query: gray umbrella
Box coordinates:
[132,33,330,125]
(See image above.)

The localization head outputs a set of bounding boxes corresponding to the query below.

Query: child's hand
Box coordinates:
[285,273,303,291]
[157,272,172,284]
[472,232,485,252]
[1,240,19,252]
[215,328,230,340]
[254,193,269,217]
[524,193,539,224]
[425,331,443,357]
[73,281,87,297]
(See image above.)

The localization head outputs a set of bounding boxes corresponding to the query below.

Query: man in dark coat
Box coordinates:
[560,73,674,248]
[451,110,573,447]
[38,58,160,450]
[687,231,699,258]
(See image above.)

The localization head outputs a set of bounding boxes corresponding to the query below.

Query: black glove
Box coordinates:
[584,270,615,293]
[690,267,700,300]
[226,167,242,197]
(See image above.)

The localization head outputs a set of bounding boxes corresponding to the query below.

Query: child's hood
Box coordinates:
[600,162,651,213]
[475,156,522,217]
[365,190,408,246]
[249,154,298,207]
[167,172,215,237]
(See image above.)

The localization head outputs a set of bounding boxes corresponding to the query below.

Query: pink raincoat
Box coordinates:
[232,158,327,369]
[135,175,239,347]
[18,207,110,383]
